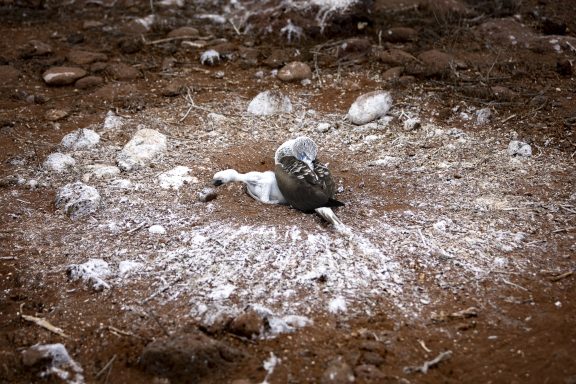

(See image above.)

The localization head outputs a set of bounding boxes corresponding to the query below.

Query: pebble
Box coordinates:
[354,365,386,381]
[316,122,331,133]
[403,117,421,131]
[247,90,292,116]
[118,260,143,276]
[197,187,218,202]
[149,224,167,235]
[158,166,197,189]
[43,66,87,85]
[277,61,312,82]
[75,75,104,89]
[43,152,76,172]
[60,128,100,151]
[382,66,403,81]
[0,65,20,85]
[118,37,144,54]
[382,27,418,43]
[417,49,457,77]
[22,343,84,383]
[338,37,372,58]
[106,63,141,80]
[84,164,120,179]
[45,109,69,122]
[321,357,355,384]
[346,90,393,125]
[168,26,199,38]
[19,39,52,58]
[227,310,267,339]
[55,182,101,219]
[67,49,108,65]
[507,140,532,157]
[475,108,492,125]
[140,331,245,382]
[103,110,125,131]
[117,128,167,172]
[200,49,220,66]
[67,258,110,290]
[374,48,418,67]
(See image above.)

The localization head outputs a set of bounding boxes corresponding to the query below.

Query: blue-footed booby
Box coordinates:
[212,169,287,204]
[274,136,344,212]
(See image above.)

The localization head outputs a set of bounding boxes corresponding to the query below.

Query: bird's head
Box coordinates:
[275,136,318,171]
[212,169,239,186]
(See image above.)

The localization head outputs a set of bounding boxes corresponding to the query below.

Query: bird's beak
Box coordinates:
[213,179,223,186]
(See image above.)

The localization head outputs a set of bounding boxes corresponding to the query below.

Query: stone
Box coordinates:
[247,90,292,116]
[19,40,52,58]
[43,152,76,172]
[382,27,418,43]
[45,109,69,122]
[337,38,372,58]
[158,166,197,189]
[55,182,101,220]
[149,224,167,235]
[84,164,121,179]
[60,128,100,150]
[382,66,403,81]
[346,90,393,125]
[491,86,517,101]
[161,81,186,97]
[75,75,104,89]
[139,331,245,382]
[227,310,267,339]
[354,364,386,381]
[167,26,199,38]
[316,122,331,133]
[118,37,144,54]
[117,128,167,172]
[0,65,20,85]
[321,357,355,384]
[475,108,491,125]
[374,48,419,67]
[67,49,108,65]
[277,61,312,82]
[106,63,141,80]
[417,49,457,77]
[507,140,532,157]
[43,66,87,86]
[200,49,220,66]
[67,258,111,290]
[403,117,421,131]
[197,187,218,202]
[22,344,84,383]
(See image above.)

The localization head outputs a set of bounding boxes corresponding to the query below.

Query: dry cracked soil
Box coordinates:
[0,0,575,383]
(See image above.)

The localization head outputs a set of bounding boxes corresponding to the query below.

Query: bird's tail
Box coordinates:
[315,207,350,235]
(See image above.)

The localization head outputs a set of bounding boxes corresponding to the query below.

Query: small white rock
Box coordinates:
[247,90,292,116]
[507,140,532,157]
[475,108,492,125]
[328,296,347,314]
[103,110,124,130]
[200,49,220,66]
[316,122,331,133]
[67,258,110,290]
[403,117,421,131]
[60,128,100,150]
[346,90,393,125]
[43,152,76,172]
[109,179,133,189]
[55,181,101,219]
[117,128,167,171]
[148,224,167,235]
[119,260,143,276]
[85,164,121,179]
[158,166,197,189]
[22,343,84,383]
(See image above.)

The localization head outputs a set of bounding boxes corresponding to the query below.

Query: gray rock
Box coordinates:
[67,258,111,290]
[20,40,53,58]
[247,90,292,116]
[140,332,245,382]
[61,128,100,151]
[197,187,218,202]
[475,108,492,125]
[84,164,121,179]
[382,27,418,43]
[417,49,458,77]
[117,128,167,172]
[200,49,220,66]
[43,152,76,172]
[346,91,393,125]
[403,117,421,131]
[43,66,87,85]
[507,140,532,157]
[45,109,69,122]
[321,357,355,384]
[55,181,101,219]
[382,66,403,81]
[22,343,84,383]
[277,61,312,82]
[158,166,197,189]
[168,26,199,38]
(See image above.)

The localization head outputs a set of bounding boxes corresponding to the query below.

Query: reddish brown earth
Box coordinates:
[1,1,575,383]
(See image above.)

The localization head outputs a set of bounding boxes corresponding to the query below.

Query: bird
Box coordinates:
[212,169,287,205]
[274,136,344,212]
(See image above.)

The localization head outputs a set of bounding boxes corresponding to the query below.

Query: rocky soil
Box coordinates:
[0,0,575,383]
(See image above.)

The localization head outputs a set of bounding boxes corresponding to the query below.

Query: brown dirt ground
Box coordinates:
[1,0,575,383]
